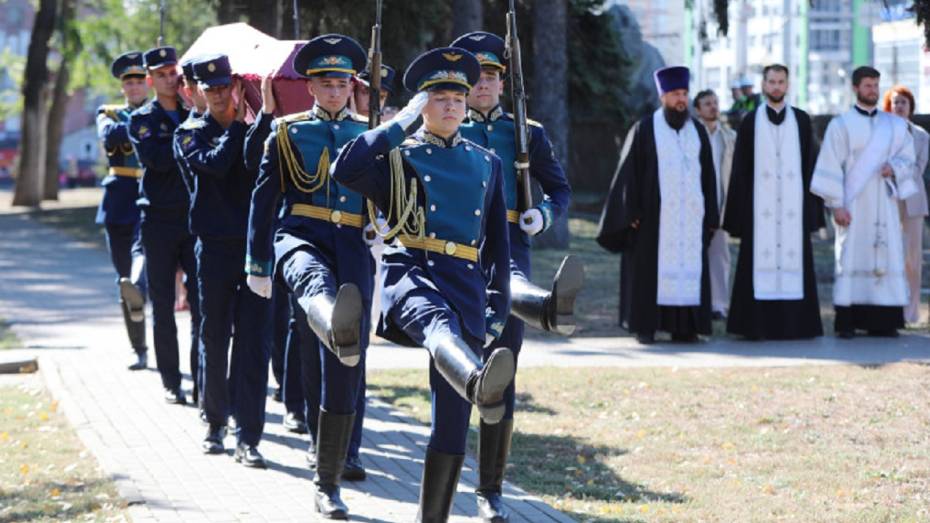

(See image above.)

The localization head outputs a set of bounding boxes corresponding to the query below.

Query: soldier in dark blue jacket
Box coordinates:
[244,34,371,519]
[174,57,206,198]
[96,51,150,371]
[174,54,272,467]
[243,72,307,439]
[452,30,582,522]
[333,47,516,523]
[128,46,200,406]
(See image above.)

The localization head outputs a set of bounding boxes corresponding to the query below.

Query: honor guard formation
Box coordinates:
[96,18,584,521]
[93,10,929,523]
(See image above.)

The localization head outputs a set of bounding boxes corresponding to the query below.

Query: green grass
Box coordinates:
[0,382,126,522]
[369,363,930,522]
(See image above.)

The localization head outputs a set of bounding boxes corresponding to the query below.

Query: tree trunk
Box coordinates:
[451,0,483,38]
[43,60,70,201]
[12,0,58,207]
[531,0,570,249]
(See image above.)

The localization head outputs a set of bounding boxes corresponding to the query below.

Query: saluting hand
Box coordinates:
[261,69,276,115]
[390,91,429,132]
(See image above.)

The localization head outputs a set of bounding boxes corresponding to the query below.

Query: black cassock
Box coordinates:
[597,114,718,337]
[723,106,825,340]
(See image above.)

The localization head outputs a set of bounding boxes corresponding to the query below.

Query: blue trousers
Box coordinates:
[196,238,272,446]
[105,221,147,353]
[272,282,304,415]
[140,217,200,391]
[389,288,476,455]
[280,248,364,422]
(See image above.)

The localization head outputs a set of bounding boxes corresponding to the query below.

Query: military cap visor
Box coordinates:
[450,31,506,72]
[193,54,233,89]
[357,64,396,94]
[293,34,366,79]
[111,51,146,79]
[143,46,178,70]
[403,47,480,93]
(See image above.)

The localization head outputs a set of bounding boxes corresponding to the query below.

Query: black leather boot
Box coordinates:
[510,255,583,336]
[313,409,355,520]
[416,448,465,523]
[430,334,514,424]
[303,284,362,367]
[476,419,514,522]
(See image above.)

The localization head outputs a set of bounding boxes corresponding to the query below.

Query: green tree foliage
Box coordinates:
[70,0,218,98]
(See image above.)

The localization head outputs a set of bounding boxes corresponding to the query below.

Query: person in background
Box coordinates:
[883,85,929,325]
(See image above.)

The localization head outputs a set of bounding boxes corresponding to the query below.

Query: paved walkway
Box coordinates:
[0,213,568,522]
[1,211,929,522]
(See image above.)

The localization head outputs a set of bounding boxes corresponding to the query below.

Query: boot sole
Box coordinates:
[119,278,145,323]
[475,348,515,424]
[549,255,584,336]
[331,284,362,367]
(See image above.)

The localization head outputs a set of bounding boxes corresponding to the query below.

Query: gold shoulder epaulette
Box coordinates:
[527,118,543,128]
[98,104,125,120]
[276,112,311,126]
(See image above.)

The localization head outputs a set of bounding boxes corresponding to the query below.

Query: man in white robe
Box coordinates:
[811,66,918,337]
[695,89,736,320]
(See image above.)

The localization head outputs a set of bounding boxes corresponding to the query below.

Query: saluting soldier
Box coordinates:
[451,31,580,522]
[173,54,273,467]
[333,47,515,523]
[96,51,150,372]
[244,34,372,519]
[128,46,201,405]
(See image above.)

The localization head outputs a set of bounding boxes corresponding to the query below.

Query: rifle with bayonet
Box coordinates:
[505,0,533,217]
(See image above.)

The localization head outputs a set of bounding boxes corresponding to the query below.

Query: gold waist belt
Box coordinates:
[397,234,479,262]
[109,166,142,178]
[290,204,364,228]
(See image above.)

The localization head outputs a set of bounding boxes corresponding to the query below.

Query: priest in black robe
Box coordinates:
[597,66,718,343]
[723,64,824,340]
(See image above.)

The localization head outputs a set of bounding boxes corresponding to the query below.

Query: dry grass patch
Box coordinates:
[369,363,930,522]
[0,379,126,522]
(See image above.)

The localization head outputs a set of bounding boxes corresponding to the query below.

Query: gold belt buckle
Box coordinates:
[330,210,342,224]
[444,241,457,256]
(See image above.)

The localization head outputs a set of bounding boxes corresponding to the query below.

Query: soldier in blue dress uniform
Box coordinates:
[244,34,372,519]
[173,54,273,467]
[243,72,307,436]
[128,46,201,406]
[451,30,581,522]
[96,51,150,371]
[333,47,516,523]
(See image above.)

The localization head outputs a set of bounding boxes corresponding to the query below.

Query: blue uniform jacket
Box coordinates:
[95,104,143,225]
[332,122,511,345]
[128,100,191,220]
[172,110,201,199]
[461,105,571,274]
[174,113,253,240]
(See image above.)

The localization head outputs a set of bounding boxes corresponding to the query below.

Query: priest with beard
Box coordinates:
[723,64,825,340]
[597,66,718,343]
[811,66,918,338]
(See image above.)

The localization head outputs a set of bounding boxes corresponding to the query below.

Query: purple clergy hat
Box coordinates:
[654,66,690,95]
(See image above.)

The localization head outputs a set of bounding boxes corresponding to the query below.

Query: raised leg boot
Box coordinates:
[416,448,465,523]
[476,419,514,522]
[313,410,355,520]
[304,284,362,367]
[430,334,514,424]
[511,255,584,336]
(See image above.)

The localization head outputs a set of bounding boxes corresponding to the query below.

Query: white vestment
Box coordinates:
[810,108,916,307]
[753,106,804,300]
[653,109,705,306]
